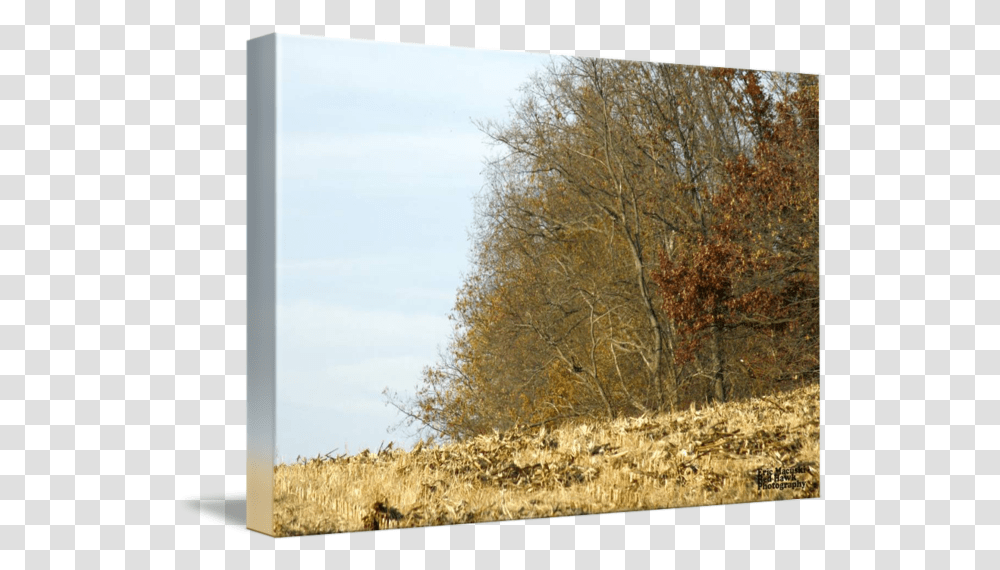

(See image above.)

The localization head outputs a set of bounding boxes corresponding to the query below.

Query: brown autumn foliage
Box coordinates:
[384,58,819,444]
[277,381,819,536]
[651,70,819,398]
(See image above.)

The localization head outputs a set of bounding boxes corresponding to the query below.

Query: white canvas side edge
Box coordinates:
[246,33,278,537]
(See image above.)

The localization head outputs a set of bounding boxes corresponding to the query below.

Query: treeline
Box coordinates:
[386,57,819,443]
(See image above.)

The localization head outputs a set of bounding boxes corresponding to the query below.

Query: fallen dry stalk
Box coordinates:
[273,382,820,536]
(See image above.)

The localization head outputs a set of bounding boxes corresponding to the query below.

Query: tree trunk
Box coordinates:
[710,323,727,403]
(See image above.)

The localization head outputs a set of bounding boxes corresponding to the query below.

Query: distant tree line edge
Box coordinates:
[383,57,819,445]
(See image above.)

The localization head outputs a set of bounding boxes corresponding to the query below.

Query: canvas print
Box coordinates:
[247,33,820,537]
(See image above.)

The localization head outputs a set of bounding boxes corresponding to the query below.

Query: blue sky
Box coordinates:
[274,34,552,463]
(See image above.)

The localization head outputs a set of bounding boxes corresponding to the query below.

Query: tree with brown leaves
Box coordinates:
[651,70,819,402]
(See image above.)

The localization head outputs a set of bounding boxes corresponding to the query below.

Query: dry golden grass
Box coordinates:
[272,381,819,536]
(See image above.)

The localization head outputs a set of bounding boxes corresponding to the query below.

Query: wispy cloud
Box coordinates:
[277,301,453,353]
[279,130,496,192]
[277,256,403,278]
[275,302,451,456]
[277,258,466,302]
[280,355,433,407]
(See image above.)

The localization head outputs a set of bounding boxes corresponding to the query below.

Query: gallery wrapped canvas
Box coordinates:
[247,33,820,537]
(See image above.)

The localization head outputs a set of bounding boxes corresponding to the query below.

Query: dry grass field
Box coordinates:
[272,381,820,537]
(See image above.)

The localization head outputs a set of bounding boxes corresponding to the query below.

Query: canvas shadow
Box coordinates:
[177,494,247,526]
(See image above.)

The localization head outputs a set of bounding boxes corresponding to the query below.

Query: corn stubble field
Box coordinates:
[272,382,820,537]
